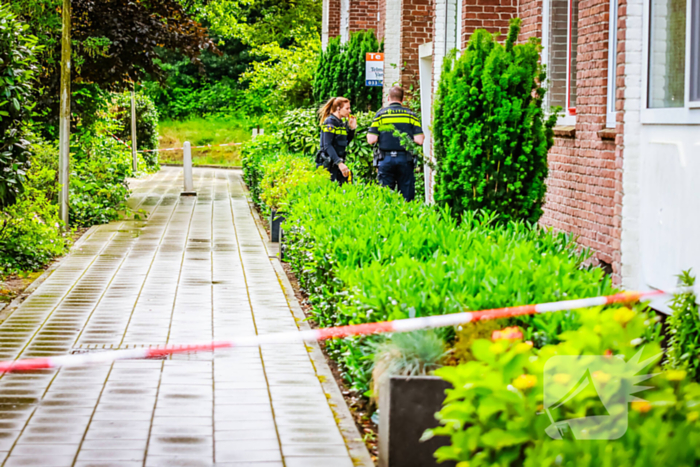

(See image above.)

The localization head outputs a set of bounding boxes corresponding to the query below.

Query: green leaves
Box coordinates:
[433,19,555,224]
[0,3,38,209]
[313,31,383,111]
[664,271,700,380]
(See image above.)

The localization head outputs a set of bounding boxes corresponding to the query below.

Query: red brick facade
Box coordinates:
[329,0,341,38]
[519,0,543,39]
[518,0,622,282]
[350,0,380,32]
[377,0,387,41]
[461,0,517,47]
[401,0,434,89]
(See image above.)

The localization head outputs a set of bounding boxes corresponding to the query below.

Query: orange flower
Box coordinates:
[631,401,652,413]
[492,326,523,341]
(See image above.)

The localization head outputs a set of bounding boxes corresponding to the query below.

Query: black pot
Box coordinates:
[379,375,455,467]
[270,209,285,243]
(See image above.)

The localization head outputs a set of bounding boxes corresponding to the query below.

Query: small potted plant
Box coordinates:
[372,330,455,467]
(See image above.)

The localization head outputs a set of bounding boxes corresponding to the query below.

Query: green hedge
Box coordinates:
[242,139,613,393]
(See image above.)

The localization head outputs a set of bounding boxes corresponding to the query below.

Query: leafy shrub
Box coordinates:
[0,4,39,208]
[145,80,242,120]
[70,133,133,227]
[433,19,557,223]
[111,91,160,168]
[313,31,383,111]
[240,134,285,208]
[0,185,68,276]
[427,306,700,466]
[260,153,328,212]
[664,271,700,381]
[273,164,611,393]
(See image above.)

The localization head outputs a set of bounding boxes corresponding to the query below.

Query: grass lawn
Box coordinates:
[157,117,250,167]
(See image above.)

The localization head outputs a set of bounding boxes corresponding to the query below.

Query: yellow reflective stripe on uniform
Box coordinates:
[321,125,347,135]
[380,115,421,125]
[370,120,380,127]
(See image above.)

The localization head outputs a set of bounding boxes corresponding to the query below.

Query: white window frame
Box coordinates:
[542,0,578,125]
[606,0,619,127]
[641,0,700,123]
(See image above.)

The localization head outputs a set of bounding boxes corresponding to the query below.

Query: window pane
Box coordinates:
[691,0,699,101]
[548,0,569,110]
[648,0,687,108]
[569,0,580,110]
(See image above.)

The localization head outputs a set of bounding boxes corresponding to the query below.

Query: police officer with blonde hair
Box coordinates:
[317,97,357,185]
[367,86,424,201]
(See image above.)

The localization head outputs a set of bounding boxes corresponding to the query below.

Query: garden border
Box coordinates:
[244,193,375,467]
[0,225,99,323]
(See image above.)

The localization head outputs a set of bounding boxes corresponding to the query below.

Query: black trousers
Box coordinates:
[377,153,415,201]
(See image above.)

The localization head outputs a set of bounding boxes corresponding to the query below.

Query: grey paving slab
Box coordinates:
[0,168,370,466]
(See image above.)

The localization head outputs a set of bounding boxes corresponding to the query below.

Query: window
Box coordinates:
[648,0,687,107]
[691,0,700,102]
[544,0,580,117]
[643,0,700,119]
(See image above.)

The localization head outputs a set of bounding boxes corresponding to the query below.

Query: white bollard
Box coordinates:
[181,141,196,196]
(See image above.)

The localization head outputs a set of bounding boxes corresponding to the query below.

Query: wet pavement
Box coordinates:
[0,168,368,466]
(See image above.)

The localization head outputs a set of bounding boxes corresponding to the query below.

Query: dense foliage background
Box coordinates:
[313,31,383,111]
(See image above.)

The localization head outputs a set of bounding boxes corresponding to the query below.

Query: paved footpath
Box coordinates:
[0,167,371,467]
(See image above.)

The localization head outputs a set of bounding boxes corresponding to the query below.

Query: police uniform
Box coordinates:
[368,103,423,201]
[318,114,355,185]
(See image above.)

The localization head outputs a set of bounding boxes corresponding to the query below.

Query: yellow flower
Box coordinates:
[613,307,635,326]
[666,370,687,382]
[513,374,537,390]
[514,341,534,354]
[592,371,611,383]
[489,342,506,355]
[553,373,572,385]
[631,401,652,413]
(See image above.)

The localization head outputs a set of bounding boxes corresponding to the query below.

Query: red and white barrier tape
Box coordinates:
[0,290,669,373]
[110,135,241,153]
[142,142,242,153]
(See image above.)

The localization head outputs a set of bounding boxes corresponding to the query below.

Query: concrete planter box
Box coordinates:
[270,210,285,243]
[378,375,455,467]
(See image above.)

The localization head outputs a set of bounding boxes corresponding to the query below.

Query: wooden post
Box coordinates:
[58,0,71,227]
[130,90,138,172]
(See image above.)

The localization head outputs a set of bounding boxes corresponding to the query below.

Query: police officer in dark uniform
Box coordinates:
[367,86,424,201]
[317,97,357,185]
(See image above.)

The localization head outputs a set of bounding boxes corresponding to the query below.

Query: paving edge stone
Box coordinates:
[245,196,375,467]
[0,224,100,323]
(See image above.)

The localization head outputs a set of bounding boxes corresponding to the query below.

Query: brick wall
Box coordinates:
[518,0,623,283]
[329,0,341,38]
[519,0,543,39]
[400,0,434,89]
[377,0,387,40]
[461,0,517,48]
[349,0,379,32]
